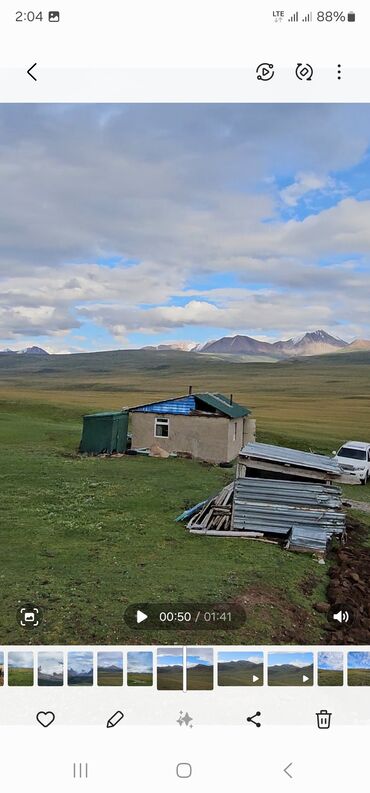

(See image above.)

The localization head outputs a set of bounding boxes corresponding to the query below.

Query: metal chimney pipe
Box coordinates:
[230,394,233,404]
[188,385,193,395]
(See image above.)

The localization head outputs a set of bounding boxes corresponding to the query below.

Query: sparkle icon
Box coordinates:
[177,711,193,728]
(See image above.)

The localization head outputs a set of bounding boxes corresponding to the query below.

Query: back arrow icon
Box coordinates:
[27,63,37,81]
[284,763,293,779]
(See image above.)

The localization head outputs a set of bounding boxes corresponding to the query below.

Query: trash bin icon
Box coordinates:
[316,709,332,729]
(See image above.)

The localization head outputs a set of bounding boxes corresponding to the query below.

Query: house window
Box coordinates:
[233,421,237,442]
[155,417,169,438]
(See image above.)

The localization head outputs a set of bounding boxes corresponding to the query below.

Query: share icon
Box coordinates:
[247,711,262,728]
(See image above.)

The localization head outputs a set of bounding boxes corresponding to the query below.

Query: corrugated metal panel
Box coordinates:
[240,442,341,475]
[196,392,250,418]
[288,525,329,552]
[233,477,342,508]
[231,477,345,537]
[132,396,196,415]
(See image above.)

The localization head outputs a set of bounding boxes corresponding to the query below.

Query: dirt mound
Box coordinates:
[324,516,370,644]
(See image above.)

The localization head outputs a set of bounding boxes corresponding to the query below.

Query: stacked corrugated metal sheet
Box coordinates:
[231,477,345,551]
[182,442,346,553]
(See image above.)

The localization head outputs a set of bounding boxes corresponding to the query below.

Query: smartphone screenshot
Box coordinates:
[0,1,369,790]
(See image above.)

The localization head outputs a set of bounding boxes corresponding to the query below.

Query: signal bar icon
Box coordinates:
[302,12,313,22]
[288,11,299,22]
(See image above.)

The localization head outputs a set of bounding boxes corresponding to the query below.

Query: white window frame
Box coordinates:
[154,417,169,438]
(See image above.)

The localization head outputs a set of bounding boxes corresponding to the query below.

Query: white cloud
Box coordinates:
[1,105,370,345]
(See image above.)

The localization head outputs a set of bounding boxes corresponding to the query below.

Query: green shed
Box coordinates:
[79,411,129,454]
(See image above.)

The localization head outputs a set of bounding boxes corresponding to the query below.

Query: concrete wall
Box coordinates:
[131,412,246,463]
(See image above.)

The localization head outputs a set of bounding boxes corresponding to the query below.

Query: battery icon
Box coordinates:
[347,11,356,21]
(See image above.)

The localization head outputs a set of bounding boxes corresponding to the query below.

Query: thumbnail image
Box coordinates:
[187,648,214,690]
[348,652,370,686]
[8,652,34,686]
[268,653,314,686]
[38,652,64,686]
[127,652,153,686]
[68,652,94,686]
[157,649,183,690]
[317,652,343,686]
[218,651,263,686]
[1,104,370,649]
[0,652,3,686]
[97,652,123,686]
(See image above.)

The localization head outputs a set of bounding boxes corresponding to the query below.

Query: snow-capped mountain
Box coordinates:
[0,346,49,355]
[141,330,350,358]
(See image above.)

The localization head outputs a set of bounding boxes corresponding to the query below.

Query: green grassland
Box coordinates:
[217,662,264,686]
[268,665,313,686]
[317,670,344,686]
[348,669,370,686]
[0,348,369,645]
[157,668,183,690]
[127,672,153,686]
[97,669,123,686]
[187,666,214,690]
[8,667,34,686]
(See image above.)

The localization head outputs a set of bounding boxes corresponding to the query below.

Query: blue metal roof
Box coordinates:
[132,395,196,415]
[130,392,249,418]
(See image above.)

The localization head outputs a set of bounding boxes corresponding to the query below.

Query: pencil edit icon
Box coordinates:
[106,710,124,728]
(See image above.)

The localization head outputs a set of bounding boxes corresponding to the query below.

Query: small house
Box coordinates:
[129,389,255,463]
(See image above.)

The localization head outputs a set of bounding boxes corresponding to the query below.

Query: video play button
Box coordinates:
[303,675,309,683]
[252,675,259,683]
[136,610,148,624]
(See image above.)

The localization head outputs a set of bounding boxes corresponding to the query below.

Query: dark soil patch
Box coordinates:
[300,572,320,596]
[323,515,370,644]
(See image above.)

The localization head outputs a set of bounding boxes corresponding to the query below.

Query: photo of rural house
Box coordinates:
[0,652,3,686]
[0,103,370,648]
[38,652,64,686]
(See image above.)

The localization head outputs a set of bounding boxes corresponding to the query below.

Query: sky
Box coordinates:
[8,652,33,669]
[268,653,314,668]
[38,652,64,676]
[348,652,370,669]
[218,651,263,664]
[157,649,183,667]
[318,652,343,671]
[186,648,213,667]
[97,652,123,669]
[2,104,370,353]
[127,652,153,674]
[68,651,93,674]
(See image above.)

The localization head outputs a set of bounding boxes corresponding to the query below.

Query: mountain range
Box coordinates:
[2,331,370,358]
[144,330,370,358]
[0,346,49,355]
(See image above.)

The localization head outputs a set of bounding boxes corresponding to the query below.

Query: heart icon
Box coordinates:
[36,711,55,728]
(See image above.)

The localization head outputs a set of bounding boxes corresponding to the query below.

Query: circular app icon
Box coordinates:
[256,63,275,81]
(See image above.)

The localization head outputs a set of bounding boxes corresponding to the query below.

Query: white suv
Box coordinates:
[334,441,370,485]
